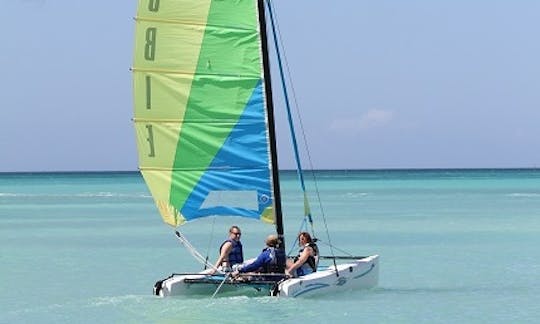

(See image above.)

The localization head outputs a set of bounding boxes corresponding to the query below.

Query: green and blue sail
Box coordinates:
[132,0,276,226]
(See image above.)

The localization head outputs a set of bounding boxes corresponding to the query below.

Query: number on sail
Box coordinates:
[145,75,152,110]
[148,0,160,12]
[145,124,156,157]
[144,28,157,61]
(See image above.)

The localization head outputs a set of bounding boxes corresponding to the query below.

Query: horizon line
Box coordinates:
[1,167,539,175]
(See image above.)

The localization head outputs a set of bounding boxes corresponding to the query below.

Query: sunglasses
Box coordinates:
[231,232,242,236]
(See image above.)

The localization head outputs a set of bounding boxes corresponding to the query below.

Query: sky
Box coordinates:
[1,0,539,172]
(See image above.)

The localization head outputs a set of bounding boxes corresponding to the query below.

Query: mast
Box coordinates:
[257,0,285,252]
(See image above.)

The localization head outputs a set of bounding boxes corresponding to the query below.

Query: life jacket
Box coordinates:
[219,239,243,266]
[261,247,286,273]
[295,242,319,275]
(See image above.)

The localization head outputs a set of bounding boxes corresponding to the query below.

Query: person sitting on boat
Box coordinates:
[286,232,319,277]
[210,225,244,274]
[231,234,286,276]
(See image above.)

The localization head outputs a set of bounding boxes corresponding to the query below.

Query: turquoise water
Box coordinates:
[1,169,540,323]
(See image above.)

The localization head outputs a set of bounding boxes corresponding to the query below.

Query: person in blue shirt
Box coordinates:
[232,234,285,276]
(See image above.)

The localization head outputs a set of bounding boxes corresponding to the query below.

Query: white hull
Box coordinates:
[155,255,379,298]
[155,269,273,297]
[277,255,379,297]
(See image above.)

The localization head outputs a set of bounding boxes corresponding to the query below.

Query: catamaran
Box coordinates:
[132,0,379,297]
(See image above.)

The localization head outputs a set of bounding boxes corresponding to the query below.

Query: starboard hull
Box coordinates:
[277,255,379,297]
[154,255,379,298]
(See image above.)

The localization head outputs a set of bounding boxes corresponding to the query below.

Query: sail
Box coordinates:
[132,0,275,227]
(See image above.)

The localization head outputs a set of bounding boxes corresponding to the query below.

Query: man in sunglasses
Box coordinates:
[210,225,244,274]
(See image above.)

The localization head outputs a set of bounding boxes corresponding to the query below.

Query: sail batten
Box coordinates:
[136,16,260,33]
[133,0,275,227]
[133,68,262,78]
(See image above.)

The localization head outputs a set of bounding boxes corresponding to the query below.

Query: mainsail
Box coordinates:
[132,0,277,227]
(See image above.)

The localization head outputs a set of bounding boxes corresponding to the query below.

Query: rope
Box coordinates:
[211,272,231,298]
[203,217,217,269]
[315,239,355,257]
[175,231,218,271]
[266,0,314,228]
[286,217,307,256]
[267,0,337,266]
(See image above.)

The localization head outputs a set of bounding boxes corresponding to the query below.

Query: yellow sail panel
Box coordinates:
[134,122,183,169]
[133,0,212,226]
[141,170,186,227]
[137,0,213,25]
[135,0,213,70]
[133,19,208,72]
[133,72,193,120]
[261,206,276,224]
[303,192,312,218]
[135,122,183,226]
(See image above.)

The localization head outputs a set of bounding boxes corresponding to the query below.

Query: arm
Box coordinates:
[239,250,271,273]
[286,247,312,275]
[210,241,232,274]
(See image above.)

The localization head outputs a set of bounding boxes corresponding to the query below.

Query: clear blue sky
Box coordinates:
[1,0,539,172]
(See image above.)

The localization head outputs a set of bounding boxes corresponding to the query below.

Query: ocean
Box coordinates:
[1,169,540,323]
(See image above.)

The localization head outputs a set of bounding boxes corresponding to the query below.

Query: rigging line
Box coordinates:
[266,1,319,226]
[176,232,207,265]
[203,217,218,270]
[211,272,231,299]
[175,231,217,271]
[266,0,311,214]
[315,239,355,257]
[267,0,337,265]
[287,218,307,256]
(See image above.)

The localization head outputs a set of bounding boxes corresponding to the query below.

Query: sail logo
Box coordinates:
[259,194,270,204]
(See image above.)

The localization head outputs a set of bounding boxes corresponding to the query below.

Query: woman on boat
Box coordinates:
[210,225,244,274]
[286,232,319,277]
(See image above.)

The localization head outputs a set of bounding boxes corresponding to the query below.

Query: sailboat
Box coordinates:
[132,0,379,297]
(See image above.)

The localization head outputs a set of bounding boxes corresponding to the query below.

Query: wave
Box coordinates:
[89,294,150,307]
[0,193,18,197]
[375,285,530,294]
[0,192,152,199]
[507,193,540,198]
[345,192,369,198]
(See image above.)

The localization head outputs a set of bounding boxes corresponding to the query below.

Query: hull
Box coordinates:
[277,255,379,297]
[154,255,379,298]
[155,268,276,297]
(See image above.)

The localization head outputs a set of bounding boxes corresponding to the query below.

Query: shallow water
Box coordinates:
[2,170,540,323]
